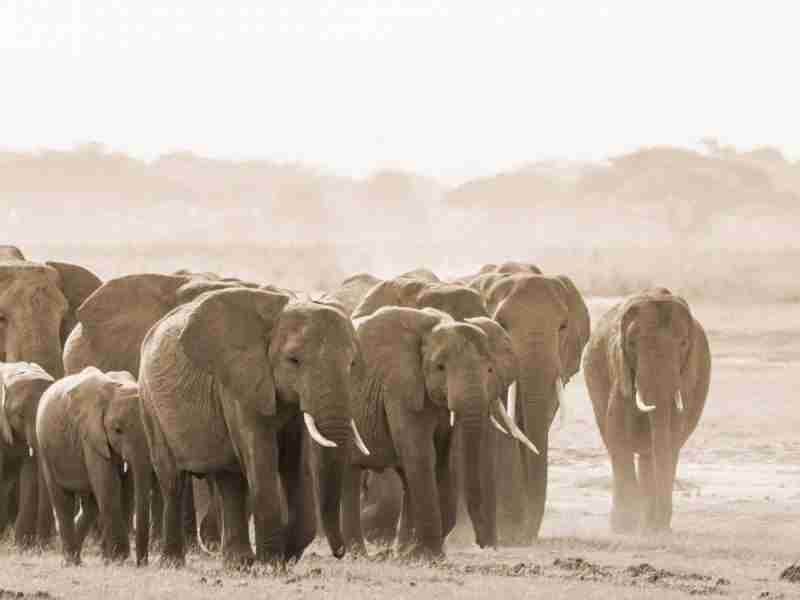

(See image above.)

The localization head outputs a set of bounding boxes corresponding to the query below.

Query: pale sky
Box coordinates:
[1,2,798,183]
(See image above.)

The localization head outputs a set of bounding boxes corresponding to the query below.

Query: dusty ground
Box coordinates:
[1,298,799,599]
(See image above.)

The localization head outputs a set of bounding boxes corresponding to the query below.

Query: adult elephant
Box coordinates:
[139,288,365,567]
[341,307,534,558]
[463,266,590,543]
[0,362,55,548]
[0,245,101,544]
[63,270,270,549]
[583,289,710,533]
[330,272,499,546]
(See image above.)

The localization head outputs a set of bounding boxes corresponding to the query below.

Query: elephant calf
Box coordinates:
[0,362,56,548]
[37,367,152,565]
[583,289,710,534]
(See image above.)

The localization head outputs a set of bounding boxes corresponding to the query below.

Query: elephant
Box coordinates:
[583,289,710,534]
[459,265,590,543]
[341,306,535,558]
[0,362,55,548]
[63,270,271,549]
[138,287,365,568]
[0,245,101,543]
[36,367,151,565]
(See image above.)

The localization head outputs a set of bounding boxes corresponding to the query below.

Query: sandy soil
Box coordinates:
[2,298,799,599]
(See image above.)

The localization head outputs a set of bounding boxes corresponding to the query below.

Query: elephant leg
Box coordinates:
[361,471,402,547]
[397,436,443,558]
[395,469,414,553]
[75,493,98,548]
[281,433,315,562]
[480,427,498,548]
[609,447,639,534]
[35,459,55,547]
[50,485,81,565]
[242,436,284,565]
[15,456,38,549]
[150,477,164,548]
[341,465,366,555]
[85,452,129,563]
[495,438,526,545]
[158,470,188,568]
[193,477,221,553]
[181,480,198,551]
[214,471,254,568]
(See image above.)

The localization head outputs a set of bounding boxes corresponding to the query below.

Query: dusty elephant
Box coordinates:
[0,245,101,543]
[139,288,365,567]
[63,271,270,550]
[37,367,151,565]
[583,289,710,534]
[0,362,56,548]
[341,306,534,558]
[463,265,590,543]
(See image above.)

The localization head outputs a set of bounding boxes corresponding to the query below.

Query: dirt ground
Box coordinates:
[2,298,799,599]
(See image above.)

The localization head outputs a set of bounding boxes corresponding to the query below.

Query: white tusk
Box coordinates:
[29,446,34,458]
[303,413,338,448]
[495,399,539,455]
[636,390,657,413]
[490,414,509,435]
[123,461,128,474]
[350,419,370,455]
[675,389,684,413]
[555,377,567,430]
[506,380,517,422]
[450,411,455,427]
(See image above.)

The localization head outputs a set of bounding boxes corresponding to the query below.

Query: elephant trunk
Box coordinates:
[461,406,489,547]
[637,371,676,532]
[131,457,152,566]
[308,396,351,559]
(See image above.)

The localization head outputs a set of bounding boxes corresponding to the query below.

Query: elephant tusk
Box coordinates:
[555,376,567,430]
[675,389,684,413]
[490,414,509,435]
[303,413,338,448]
[123,461,128,474]
[350,419,371,456]
[495,399,539,455]
[450,411,455,427]
[0,383,12,446]
[635,390,657,413]
[29,446,34,458]
[506,380,517,422]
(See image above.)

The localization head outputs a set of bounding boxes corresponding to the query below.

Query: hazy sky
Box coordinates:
[2,2,798,182]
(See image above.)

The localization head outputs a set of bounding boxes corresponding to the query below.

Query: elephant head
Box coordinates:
[352,277,488,321]
[0,248,101,378]
[65,272,259,377]
[609,290,695,531]
[0,362,55,451]
[177,288,362,557]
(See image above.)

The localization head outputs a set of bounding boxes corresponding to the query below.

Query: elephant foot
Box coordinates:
[346,540,368,559]
[223,546,256,571]
[399,541,444,563]
[158,551,186,569]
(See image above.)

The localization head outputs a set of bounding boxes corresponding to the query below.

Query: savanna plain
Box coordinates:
[1,243,799,600]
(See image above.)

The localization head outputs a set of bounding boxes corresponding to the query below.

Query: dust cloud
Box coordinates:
[1,139,798,301]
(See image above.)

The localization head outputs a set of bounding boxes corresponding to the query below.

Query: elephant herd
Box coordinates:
[0,245,711,570]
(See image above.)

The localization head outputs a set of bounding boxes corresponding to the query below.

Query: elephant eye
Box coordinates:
[437,364,445,372]
[488,367,494,374]
[113,426,123,435]
[559,322,568,331]
[288,356,301,366]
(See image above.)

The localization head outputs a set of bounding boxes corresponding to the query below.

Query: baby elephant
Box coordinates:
[37,366,152,565]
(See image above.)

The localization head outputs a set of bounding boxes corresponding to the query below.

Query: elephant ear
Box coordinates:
[77,274,191,374]
[46,261,103,346]
[179,288,291,417]
[465,317,518,391]
[351,278,427,319]
[66,367,112,460]
[483,275,517,317]
[356,307,443,412]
